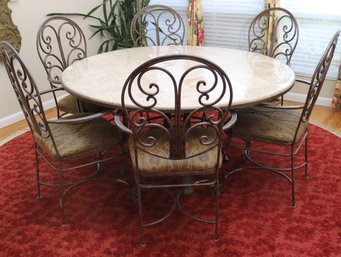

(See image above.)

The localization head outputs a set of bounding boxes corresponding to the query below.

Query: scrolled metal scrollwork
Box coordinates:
[0,42,50,138]
[248,7,299,65]
[37,17,87,87]
[300,32,339,123]
[126,66,176,110]
[179,64,227,108]
[121,54,233,160]
[131,5,185,47]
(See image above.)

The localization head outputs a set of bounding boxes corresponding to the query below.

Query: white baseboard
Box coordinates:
[284,92,332,107]
[0,95,65,129]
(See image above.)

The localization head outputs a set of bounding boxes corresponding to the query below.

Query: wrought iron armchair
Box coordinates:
[1,41,122,226]
[130,5,185,47]
[225,31,340,208]
[248,7,299,105]
[115,55,236,246]
[36,16,106,117]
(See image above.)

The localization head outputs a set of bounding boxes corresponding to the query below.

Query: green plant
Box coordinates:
[48,0,150,53]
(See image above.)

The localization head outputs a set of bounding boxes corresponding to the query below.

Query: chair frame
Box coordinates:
[226,31,340,208]
[248,7,299,65]
[1,41,120,226]
[249,7,299,105]
[130,4,185,47]
[115,54,236,246]
[36,16,88,117]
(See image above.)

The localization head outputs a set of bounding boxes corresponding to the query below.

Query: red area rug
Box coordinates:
[0,124,340,257]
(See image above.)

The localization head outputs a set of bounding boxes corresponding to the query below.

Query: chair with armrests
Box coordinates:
[130,5,185,47]
[248,7,299,105]
[36,16,106,118]
[115,54,236,246]
[225,31,340,208]
[1,41,122,226]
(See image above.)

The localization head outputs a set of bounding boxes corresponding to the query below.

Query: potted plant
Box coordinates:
[49,0,150,53]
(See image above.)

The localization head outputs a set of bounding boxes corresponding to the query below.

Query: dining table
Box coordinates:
[61,45,295,111]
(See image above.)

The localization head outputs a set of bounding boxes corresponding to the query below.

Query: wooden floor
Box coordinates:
[0,104,340,144]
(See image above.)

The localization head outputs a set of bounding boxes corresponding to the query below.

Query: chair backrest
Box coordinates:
[121,55,233,162]
[36,16,87,88]
[299,31,340,128]
[0,41,52,140]
[248,7,299,65]
[130,5,185,47]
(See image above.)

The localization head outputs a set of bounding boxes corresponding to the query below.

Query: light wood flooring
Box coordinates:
[0,104,340,145]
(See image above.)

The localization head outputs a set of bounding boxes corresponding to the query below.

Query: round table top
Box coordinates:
[62,46,295,110]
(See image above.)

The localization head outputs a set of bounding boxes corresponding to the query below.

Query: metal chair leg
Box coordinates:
[58,163,67,227]
[137,188,145,247]
[215,170,219,242]
[35,147,42,199]
[304,133,309,179]
[291,147,295,208]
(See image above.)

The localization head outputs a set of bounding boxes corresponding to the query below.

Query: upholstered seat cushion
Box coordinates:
[58,94,79,114]
[128,128,222,176]
[58,94,109,114]
[34,116,121,159]
[232,107,307,145]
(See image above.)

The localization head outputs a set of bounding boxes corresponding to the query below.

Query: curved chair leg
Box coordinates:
[215,170,219,242]
[304,133,309,179]
[137,184,145,247]
[58,163,67,227]
[291,147,295,209]
[35,147,42,199]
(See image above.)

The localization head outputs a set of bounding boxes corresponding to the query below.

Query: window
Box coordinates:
[151,0,263,50]
[202,0,263,50]
[281,0,341,79]
[150,0,341,78]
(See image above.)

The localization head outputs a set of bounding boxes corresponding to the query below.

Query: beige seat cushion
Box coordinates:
[58,94,79,114]
[34,117,121,159]
[58,94,109,114]
[232,107,307,145]
[129,128,222,176]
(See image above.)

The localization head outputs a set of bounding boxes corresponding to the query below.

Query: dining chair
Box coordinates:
[0,41,122,226]
[248,7,299,105]
[225,31,340,208]
[130,5,185,47]
[115,54,236,246]
[36,16,106,118]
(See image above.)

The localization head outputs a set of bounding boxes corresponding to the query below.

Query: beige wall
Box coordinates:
[0,0,102,122]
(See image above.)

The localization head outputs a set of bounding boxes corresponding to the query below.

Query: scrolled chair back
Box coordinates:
[121,54,233,164]
[300,31,340,125]
[36,16,87,88]
[0,41,52,140]
[130,5,185,47]
[248,7,299,65]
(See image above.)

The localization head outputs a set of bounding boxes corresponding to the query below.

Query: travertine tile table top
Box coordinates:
[62,46,295,110]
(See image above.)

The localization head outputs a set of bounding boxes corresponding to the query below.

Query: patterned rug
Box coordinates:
[0,124,340,257]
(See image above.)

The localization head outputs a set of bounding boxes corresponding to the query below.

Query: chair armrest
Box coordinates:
[222,112,237,131]
[47,111,110,124]
[115,110,132,134]
[257,79,311,109]
[36,87,64,97]
[296,78,311,86]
